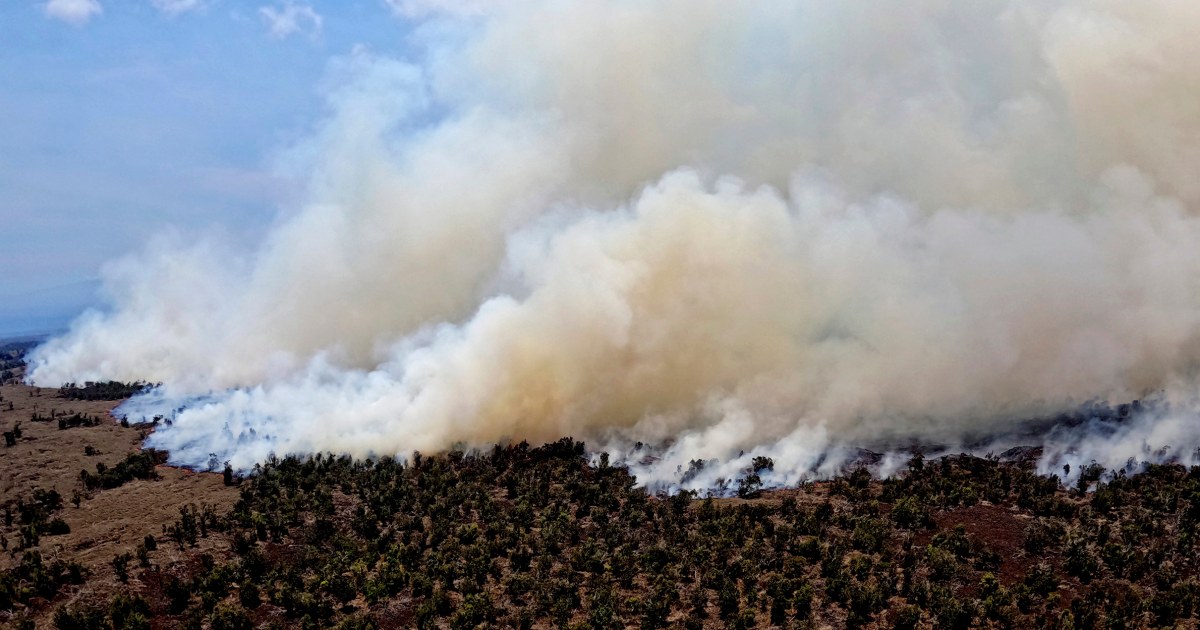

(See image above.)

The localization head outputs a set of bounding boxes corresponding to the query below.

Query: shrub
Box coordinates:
[209,603,254,630]
[239,582,261,609]
[109,594,151,630]
[52,604,105,630]
[111,552,132,582]
[891,496,931,529]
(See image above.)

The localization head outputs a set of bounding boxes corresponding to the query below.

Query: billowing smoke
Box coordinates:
[27,1,1200,484]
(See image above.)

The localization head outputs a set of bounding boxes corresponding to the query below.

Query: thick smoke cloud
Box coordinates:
[28,1,1200,482]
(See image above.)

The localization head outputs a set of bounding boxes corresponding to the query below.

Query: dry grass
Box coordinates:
[0,369,237,625]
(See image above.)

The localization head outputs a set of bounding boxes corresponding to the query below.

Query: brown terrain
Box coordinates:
[0,363,237,626]
[2,344,1198,628]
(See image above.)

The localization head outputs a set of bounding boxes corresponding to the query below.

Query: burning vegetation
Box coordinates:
[3,346,1200,628]
[5,422,1200,628]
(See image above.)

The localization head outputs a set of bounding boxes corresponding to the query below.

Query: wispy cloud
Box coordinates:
[258,1,322,40]
[44,0,102,26]
[381,0,493,18]
[151,0,207,16]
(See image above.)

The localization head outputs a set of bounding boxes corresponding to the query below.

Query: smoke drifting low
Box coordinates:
[28,1,1200,484]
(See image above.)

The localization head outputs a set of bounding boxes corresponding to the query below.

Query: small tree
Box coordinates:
[111,552,132,583]
[737,473,763,499]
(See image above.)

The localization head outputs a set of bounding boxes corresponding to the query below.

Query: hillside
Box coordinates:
[0,352,237,629]
[2,348,1200,629]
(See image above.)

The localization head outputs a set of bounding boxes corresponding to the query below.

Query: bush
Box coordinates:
[893,604,922,630]
[1024,563,1058,597]
[891,497,931,529]
[239,581,261,609]
[111,552,132,582]
[165,576,192,613]
[209,603,254,630]
[109,594,151,630]
[1022,518,1063,554]
[53,604,106,630]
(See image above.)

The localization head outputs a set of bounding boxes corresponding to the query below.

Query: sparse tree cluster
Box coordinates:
[56,381,152,402]
[78,449,165,491]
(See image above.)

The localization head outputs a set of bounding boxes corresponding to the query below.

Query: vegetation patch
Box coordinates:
[56,382,152,402]
[27,441,1200,629]
[79,449,166,491]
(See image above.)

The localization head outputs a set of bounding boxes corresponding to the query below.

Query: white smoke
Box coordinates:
[28,1,1200,482]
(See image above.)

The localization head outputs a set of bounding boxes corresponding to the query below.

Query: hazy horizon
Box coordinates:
[0,0,431,337]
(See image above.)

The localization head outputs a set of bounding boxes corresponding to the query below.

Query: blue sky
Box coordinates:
[0,0,423,336]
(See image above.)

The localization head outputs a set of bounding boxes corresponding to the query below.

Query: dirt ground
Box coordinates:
[0,367,238,624]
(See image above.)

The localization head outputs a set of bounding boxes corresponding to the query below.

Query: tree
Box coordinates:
[737,473,763,499]
[111,552,131,583]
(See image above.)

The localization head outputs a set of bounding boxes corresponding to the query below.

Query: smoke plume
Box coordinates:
[28,1,1200,483]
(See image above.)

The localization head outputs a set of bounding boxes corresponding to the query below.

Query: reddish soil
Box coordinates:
[931,502,1032,585]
